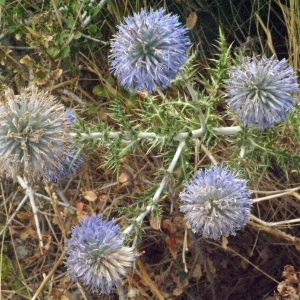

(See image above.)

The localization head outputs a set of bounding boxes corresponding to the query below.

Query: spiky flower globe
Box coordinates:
[179,165,252,240]
[109,7,191,92]
[44,109,83,181]
[65,214,135,293]
[44,148,84,182]
[225,56,299,129]
[0,87,74,182]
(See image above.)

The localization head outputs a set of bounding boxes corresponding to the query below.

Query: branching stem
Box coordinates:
[70,125,241,141]
[123,140,186,236]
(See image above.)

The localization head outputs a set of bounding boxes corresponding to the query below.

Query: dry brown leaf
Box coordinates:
[186,12,197,29]
[165,235,177,259]
[206,257,217,277]
[76,202,85,220]
[20,54,34,67]
[174,236,185,247]
[282,265,297,279]
[51,288,73,300]
[173,216,187,228]
[49,69,63,80]
[277,282,297,298]
[15,33,21,41]
[82,190,97,202]
[137,258,165,300]
[52,215,60,225]
[76,202,84,212]
[173,286,184,297]
[174,167,182,178]
[118,172,132,188]
[119,156,128,163]
[57,276,72,289]
[192,263,202,278]
[25,227,39,239]
[162,219,177,234]
[16,211,32,220]
[172,274,189,296]
[99,193,109,202]
[150,215,160,230]
[133,181,144,194]
[98,108,109,121]
[20,231,29,240]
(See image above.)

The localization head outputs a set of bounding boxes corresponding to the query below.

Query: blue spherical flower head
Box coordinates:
[65,214,135,294]
[44,109,83,181]
[225,56,299,129]
[179,166,252,240]
[109,7,191,92]
[44,148,84,181]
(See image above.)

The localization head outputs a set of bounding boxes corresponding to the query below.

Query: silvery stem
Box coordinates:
[123,140,186,236]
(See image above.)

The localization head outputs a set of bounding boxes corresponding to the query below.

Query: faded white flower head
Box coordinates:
[0,86,74,182]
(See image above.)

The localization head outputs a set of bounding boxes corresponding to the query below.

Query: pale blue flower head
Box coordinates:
[109,7,191,92]
[44,148,83,181]
[44,109,83,181]
[179,165,252,240]
[65,214,135,294]
[225,56,299,129]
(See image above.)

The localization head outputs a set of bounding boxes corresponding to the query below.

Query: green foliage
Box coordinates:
[0,254,12,279]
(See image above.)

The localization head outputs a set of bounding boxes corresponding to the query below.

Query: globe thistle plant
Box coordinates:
[0,87,74,182]
[225,56,299,129]
[179,165,252,240]
[65,214,135,293]
[109,7,191,92]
